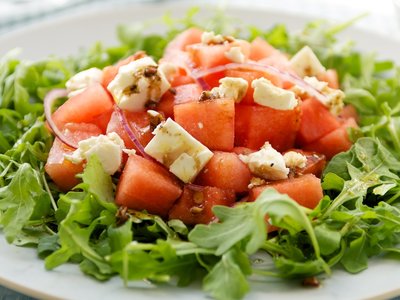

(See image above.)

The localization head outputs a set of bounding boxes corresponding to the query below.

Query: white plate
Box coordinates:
[1,1,400,299]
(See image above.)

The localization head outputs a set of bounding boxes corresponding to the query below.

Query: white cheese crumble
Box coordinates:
[224,46,246,63]
[65,67,103,97]
[304,76,344,115]
[123,148,137,156]
[239,142,289,180]
[64,132,125,175]
[289,46,326,78]
[147,109,161,118]
[158,62,178,81]
[283,151,307,169]
[107,57,170,112]
[252,77,298,110]
[248,177,266,189]
[144,118,214,183]
[201,31,234,45]
[211,77,248,103]
[147,110,164,130]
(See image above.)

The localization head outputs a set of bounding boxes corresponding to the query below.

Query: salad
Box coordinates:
[1,7,400,300]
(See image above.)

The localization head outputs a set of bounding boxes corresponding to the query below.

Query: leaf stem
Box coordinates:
[41,173,57,211]
[251,268,281,278]
[386,118,400,154]
[195,253,212,272]
[323,163,383,217]
[326,12,369,36]
[387,191,400,204]
[261,240,290,257]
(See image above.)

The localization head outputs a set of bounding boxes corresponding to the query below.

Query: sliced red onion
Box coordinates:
[191,62,327,102]
[44,89,78,149]
[114,106,150,158]
[196,76,210,90]
[186,183,205,192]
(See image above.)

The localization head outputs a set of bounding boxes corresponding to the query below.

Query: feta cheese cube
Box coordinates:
[66,67,103,97]
[239,142,289,180]
[211,77,248,103]
[283,151,307,169]
[225,46,246,63]
[252,77,298,110]
[289,46,326,78]
[107,57,170,112]
[144,118,214,183]
[64,132,125,175]
[169,153,197,183]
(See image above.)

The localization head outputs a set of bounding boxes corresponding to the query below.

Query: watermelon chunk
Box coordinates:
[168,186,236,224]
[115,154,182,217]
[52,83,114,130]
[45,123,102,191]
[235,104,301,151]
[304,118,358,160]
[195,151,252,193]
[296,98,341,146]
[174,98,235,151]
[106,109,153,151]
[158,83,202,119]
[249,174,323,209]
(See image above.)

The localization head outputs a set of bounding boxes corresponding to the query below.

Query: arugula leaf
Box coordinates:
[45,158,117,276]
[107,239,201,286]
[37,235,60,259]
[44,191,112,272]
[188,201,268,255]
[314,223,342,256]
[0,163,50,243]
[203,247,251,300]
[318,137,400,273]
[80,155,114,203]
[189,188,321,259]
[340,230,368,273]
[108,220,133,253]
[323,138,400,215]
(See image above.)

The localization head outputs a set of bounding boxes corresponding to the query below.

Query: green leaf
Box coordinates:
[45,193,111,273]
[81,155,114,203]
[322,173,345,191]
[37,235,60,259]
[341,232,368,273]
[323,138,400,216]
[203,247,250,300]
[80,259,113,281]
[189,188,322,261]
[108,240,200,286]
[0,163,49,243]
[167,219,189,236]
[272,256,328,278]
[188,196,269,255]
[373,183,396,196]
[44,158,117,275]
[108,220,133,253]
[314,224,342,256]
